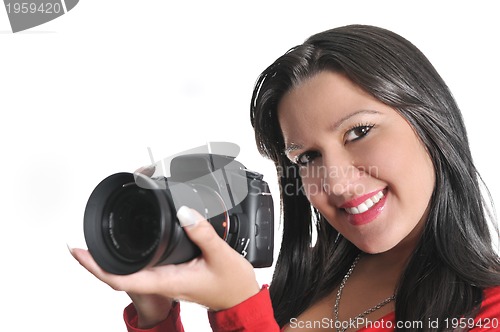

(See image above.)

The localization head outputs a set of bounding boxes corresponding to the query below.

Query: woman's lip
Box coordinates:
[345,191,388,226]
[340,189,386,209]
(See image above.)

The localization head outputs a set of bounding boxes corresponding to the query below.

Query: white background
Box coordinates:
[1,1,499,331]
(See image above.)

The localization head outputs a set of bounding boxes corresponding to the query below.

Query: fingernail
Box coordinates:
[136,164,156,175]
[177,206,201,228]
[66,243,74,256]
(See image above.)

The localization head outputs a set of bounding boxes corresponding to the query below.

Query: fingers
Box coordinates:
[69,209,259,310]
[70,248,135,292]
[70,246,184,295]
[70,247,146,292]
[174,207,260,309]
[176,206,227,259]
[70,248,116,285]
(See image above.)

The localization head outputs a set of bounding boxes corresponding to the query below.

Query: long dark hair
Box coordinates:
[250,24,500,331]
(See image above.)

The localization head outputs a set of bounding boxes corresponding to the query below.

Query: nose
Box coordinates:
[319,152,364,197]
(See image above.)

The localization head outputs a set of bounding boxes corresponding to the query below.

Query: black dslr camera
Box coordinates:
[83,153,274,275]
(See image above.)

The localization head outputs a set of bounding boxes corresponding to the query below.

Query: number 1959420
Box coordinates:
[6,2,62,14]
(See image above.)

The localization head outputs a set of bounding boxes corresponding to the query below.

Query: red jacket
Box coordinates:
[124,286,500,331]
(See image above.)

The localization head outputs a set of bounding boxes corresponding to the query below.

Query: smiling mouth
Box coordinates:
[344,191,385,215]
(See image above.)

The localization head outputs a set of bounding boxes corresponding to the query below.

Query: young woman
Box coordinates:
[71,25,500,331]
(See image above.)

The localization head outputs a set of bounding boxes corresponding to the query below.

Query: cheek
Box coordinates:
[300,173,324,202]
[298,167,334,212]
[364,134,435,219]
[382,137,434,193]
[355,126,433,185]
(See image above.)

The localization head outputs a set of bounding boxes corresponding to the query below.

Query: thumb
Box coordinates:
[176,206,226,256]
[134,164,156,177]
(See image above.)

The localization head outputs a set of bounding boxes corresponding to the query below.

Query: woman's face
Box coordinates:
[278,71,435,253]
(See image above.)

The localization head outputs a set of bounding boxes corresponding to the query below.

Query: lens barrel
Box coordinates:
[84,173,197,274]
[84,172,230,275]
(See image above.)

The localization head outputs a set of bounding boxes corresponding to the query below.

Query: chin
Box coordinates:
[354,240,399,255]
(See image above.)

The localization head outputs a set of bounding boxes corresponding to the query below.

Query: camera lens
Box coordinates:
[84,172,177,275]
[103,185,161,263]
[84,171,233,275]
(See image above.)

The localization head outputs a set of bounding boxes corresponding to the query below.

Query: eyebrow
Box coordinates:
[284,143,303,156]
[283,109,381,156]
[330,109,381,131]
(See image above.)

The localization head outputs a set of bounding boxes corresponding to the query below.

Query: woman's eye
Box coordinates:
[295,151,320,166]
[345,124,374,142]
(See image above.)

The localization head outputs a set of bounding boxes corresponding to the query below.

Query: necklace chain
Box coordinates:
[334,254,396,332]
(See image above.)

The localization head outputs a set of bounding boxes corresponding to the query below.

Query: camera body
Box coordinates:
[84,153,274,275]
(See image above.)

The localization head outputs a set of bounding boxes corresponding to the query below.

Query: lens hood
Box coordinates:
[83,172,176,275]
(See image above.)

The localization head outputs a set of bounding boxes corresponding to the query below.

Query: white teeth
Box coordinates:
[349,207,359,214]
[345,191,385,215]
[357,203,369,213]
[364,198,374,209]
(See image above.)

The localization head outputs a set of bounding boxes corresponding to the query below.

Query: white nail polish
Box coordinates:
[66,243,74,255]
[177,206,200,228]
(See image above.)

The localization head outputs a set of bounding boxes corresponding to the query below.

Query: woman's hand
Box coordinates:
[70,206,260,324]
